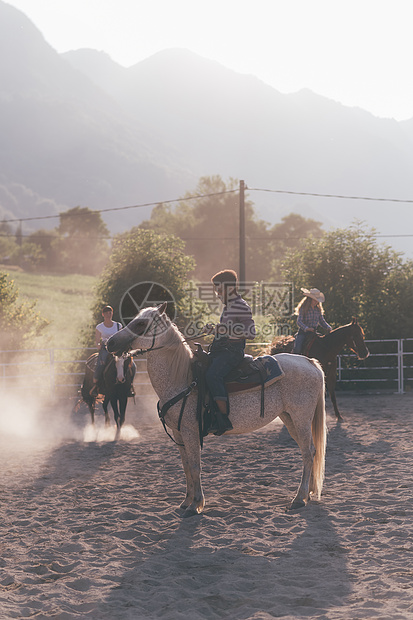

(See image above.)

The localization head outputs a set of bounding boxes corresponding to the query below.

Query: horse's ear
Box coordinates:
[352,317,358,324]
[158,302,168,315]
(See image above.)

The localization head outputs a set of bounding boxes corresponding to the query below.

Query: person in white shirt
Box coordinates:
[91,305,122,394]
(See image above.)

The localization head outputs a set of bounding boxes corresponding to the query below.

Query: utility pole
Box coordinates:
[239,179,246,285]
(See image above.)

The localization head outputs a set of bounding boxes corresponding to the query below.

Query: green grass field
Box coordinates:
[6,269,98,350]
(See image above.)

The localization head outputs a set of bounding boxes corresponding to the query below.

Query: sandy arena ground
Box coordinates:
[0,390,412,619]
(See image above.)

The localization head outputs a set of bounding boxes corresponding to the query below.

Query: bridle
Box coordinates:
[118,312,166,355]
[121,312,203,447]
[346,324,367,360]
[120,314,204,357]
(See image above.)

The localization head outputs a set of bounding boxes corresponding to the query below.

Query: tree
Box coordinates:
[140,176,324,282]
[85,229,196,346]
[55,206,110,275]
[26,229,60,270]
[268,213,324,279]
[10,241,45,271]
[139,175,273,281]
[0,219,17,262]
[140,176,243,281]
[1,209,110,275]
[282,223,413,338]
[0,218,13,235]
[0,271,48,350]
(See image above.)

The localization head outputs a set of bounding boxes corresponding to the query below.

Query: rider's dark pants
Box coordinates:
[206,338,245,404]
[293,329,306,354]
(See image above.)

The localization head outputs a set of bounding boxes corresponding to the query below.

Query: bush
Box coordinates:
[0,271,48,350]
[83,229,196,346]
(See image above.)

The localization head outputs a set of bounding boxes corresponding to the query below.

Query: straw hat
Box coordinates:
[301,287,325,303]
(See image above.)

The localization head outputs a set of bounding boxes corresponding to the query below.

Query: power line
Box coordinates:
[1,189,238,224]
[1,185,413,242]
[2,232,413,241]
[3,185,413,225]
[249,187,413,203]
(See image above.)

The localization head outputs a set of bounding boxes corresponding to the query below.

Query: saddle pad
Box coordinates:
[226,355,284,394]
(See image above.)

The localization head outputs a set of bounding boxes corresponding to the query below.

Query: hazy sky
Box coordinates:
[6,0,413,121]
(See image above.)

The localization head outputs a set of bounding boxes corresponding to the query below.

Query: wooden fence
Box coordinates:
[1,339,413,398]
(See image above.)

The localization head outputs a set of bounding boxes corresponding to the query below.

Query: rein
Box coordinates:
[121,321,160,355]
[320,323,366,361]
[127,332,205,357]
[157,380,198,446]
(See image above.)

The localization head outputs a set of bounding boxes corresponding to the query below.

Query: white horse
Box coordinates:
[107,304,327,518]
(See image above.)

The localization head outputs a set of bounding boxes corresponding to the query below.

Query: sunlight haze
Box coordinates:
[5,0,413,121]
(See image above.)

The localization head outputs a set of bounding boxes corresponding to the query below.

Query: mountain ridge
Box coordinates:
[1,1,413,257]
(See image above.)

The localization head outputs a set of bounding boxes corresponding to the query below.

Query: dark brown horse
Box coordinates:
[268,318,369,421]
[79,352,136,430]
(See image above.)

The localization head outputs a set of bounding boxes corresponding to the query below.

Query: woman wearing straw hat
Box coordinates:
[292,288,332,354]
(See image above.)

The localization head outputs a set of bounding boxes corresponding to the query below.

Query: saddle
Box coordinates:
[193,344,283,391]
[191,344,284,441]
[156,344,285,448]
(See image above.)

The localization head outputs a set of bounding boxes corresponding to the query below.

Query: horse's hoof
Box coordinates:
[182,508,200,518]
[287,499,306,511]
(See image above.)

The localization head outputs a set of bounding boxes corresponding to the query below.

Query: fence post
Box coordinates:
[398,339,404,394]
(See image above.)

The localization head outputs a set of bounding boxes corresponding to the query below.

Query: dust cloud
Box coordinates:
[0,386,159,459]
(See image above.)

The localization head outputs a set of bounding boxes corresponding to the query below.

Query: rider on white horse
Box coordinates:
[204,269,256,436]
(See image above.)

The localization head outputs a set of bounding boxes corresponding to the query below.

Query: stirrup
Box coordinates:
[213,413,233,436]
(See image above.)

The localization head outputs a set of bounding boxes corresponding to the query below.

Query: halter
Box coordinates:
[347,324,364,359]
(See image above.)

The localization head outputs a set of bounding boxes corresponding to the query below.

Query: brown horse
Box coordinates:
[79,352,136,429]
[268,318,369,421]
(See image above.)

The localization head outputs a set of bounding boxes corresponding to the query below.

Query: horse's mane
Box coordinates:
[265,320,366,357]
[159,317,193,386]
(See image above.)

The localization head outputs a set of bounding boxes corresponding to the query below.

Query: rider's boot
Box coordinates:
[213,399,233,436]
[213,411,233,436]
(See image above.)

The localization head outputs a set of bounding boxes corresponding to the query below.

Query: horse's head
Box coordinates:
[107,303,170,356]
[346,317,369,360]
[114,353,128,383]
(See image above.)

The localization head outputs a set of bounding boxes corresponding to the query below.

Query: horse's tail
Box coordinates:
[309,359,327,500]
